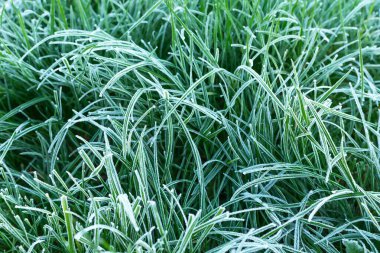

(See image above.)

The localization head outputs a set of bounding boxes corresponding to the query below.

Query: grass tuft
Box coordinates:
[0,0,379,252]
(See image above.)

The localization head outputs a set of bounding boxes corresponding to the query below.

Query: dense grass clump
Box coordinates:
[0,0,380,252]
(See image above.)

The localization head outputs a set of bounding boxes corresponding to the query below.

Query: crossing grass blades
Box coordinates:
[0,0,380,252]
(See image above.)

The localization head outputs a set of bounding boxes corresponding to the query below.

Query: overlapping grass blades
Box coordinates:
[0,0,379,252]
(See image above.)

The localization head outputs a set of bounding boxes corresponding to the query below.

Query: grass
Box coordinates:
[0,0,379,252]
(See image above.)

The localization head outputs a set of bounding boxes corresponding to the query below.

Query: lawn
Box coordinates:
[0,0,379,252]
